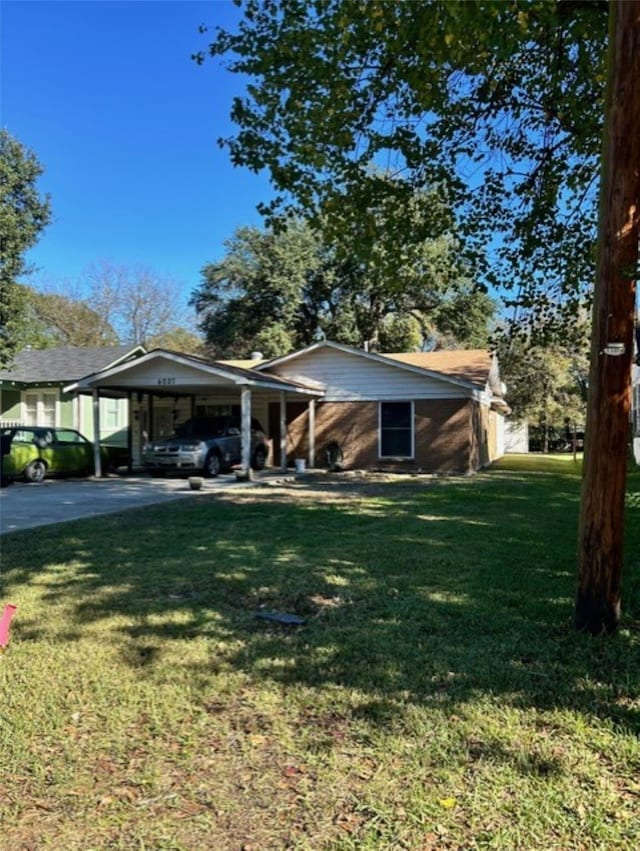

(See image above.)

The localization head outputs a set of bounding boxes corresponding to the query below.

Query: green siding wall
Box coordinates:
[1,389,22,421]
[59,393,75,428]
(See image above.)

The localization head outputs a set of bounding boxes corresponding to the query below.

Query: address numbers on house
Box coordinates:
[157,377,176,385]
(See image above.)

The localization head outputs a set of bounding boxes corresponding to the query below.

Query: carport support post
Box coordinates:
[126,391,133,474]
[308,399,316,468]
[241,386,252,475]
[279,391,287,472]
[92,389,102,478]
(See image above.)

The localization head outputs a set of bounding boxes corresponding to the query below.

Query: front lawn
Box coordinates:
[1,465,638,849]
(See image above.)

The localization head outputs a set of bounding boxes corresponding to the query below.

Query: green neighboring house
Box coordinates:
[0,345,145,446]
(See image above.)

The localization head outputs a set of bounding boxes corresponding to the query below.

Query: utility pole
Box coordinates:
[575,0,640,634]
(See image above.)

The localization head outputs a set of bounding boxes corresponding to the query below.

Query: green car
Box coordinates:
[0,426,107,483]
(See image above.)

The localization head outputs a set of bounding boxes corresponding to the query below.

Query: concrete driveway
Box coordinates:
[0,472,287,534]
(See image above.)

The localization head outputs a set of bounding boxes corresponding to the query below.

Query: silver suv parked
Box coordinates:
[143,416,269,477]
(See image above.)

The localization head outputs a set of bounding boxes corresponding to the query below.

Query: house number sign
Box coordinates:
[157,377,176,385]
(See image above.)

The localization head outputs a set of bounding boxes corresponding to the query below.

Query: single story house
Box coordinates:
[0,344,145,445]
[252,342,509,472]
[64,340,509,476]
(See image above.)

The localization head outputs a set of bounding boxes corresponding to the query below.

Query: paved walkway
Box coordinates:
[0,472,291,534]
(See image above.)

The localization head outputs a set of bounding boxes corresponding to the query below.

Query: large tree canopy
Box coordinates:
[15,266,202,354]
[196,0,607,332]
[497,330,589,450]
[0,130,52,363]
[191,218,494,358]
[16,286,117,349]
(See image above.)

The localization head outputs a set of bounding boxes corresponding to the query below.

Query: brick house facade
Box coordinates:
[59,341,509,475]
[258,342,509,474]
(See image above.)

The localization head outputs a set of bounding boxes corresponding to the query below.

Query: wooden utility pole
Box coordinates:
[575,0,640,634]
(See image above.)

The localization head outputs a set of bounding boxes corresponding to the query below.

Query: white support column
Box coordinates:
[279,391,287,471]
[241,386,252,475]
[92,389,102,478]
[308,398,316,468]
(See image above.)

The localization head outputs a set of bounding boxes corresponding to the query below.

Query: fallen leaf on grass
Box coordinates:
[335,813,366,834]
[173,800,207,818]
[116,785,140,803]
[438,797,457,809]
[284,765,301,776]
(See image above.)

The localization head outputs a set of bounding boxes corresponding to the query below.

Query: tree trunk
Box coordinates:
[575,0,640,634]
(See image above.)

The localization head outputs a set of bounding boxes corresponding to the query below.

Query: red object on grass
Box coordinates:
[0,604,17,649]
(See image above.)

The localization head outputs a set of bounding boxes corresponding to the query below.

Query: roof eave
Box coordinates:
[64,348,324,396]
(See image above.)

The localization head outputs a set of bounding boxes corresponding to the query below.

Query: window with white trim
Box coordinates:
[24,392,57,426]
[379,401,414,458]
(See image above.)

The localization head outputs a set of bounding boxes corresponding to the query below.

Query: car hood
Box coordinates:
[150,437,204,448]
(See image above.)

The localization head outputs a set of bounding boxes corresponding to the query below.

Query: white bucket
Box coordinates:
[294,458,306,473]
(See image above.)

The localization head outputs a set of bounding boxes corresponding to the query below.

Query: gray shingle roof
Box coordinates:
[0,345,143,384]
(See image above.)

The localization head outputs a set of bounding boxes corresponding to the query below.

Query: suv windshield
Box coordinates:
[172,416,264,440]
[174,418,228,439]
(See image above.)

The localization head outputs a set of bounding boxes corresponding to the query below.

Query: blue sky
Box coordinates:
[1,0,273,308]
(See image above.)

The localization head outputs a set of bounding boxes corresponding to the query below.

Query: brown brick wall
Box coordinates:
[414,398,472,472]
[286,398,485,473]
[285,401,379,468]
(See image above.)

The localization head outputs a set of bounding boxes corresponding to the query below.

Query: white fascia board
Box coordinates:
[102,345,146,370]
[65,349,256,390]
[256,340,330,370]
[239,376,324,395]
[64,349,324,396]
[65,349,185,390]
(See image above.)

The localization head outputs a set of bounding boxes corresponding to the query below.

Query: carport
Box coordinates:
[65,349,324,477]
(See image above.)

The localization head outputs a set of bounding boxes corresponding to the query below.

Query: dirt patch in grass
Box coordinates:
[236,469,464,503]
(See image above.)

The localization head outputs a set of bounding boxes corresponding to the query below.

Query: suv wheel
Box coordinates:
[204,452,221,478]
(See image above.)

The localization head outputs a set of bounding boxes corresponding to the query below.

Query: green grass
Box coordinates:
[493,452,584,476]
[1,463,639,849]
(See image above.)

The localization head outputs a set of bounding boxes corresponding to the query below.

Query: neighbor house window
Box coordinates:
[101,397,120,430]
[24,392,57,426]
[379,401,414,458]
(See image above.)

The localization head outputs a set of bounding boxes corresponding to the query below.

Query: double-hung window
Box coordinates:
[379,401,414,458]
[24,392,57,426]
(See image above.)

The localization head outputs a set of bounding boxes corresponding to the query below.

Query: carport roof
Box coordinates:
[64,348,324,397]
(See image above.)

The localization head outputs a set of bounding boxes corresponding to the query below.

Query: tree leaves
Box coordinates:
[199,0,608,338]
[0,131,52,363]
[191,217,495,357]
